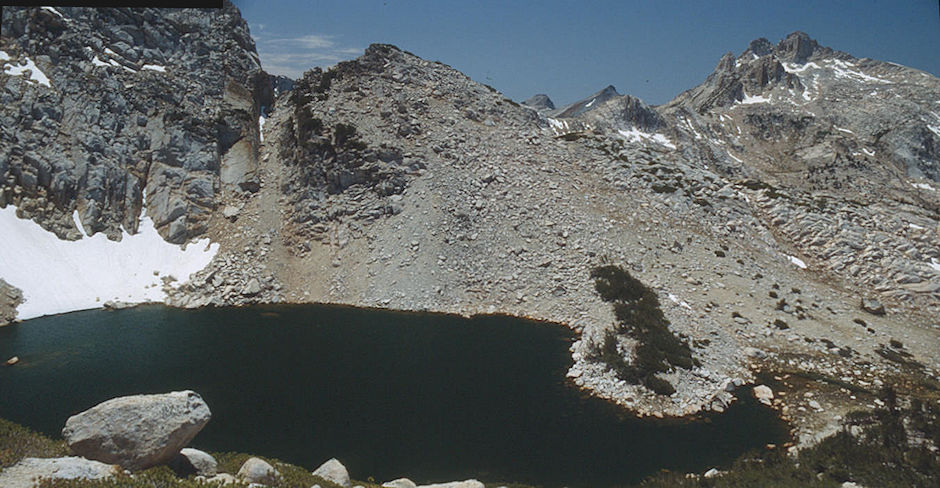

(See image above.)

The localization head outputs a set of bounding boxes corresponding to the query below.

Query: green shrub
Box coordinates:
[588,265,694,394]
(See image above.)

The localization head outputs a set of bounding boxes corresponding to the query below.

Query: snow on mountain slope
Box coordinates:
[0,205,217,320]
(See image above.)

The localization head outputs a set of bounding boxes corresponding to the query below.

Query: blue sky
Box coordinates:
[231,0,939,106]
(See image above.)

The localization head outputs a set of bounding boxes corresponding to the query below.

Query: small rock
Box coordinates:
[174,448,217,476]
[238,457,279,485]
[417,481,485,488]
[222,205,241,219]
[243,278,262,296]
[312,458,351,487]
[5,356,19,366]
[704,468,720,478]
[860,298,885,315]
[753,385,774,405]
[383,478,418,488]
[207,473,238,485]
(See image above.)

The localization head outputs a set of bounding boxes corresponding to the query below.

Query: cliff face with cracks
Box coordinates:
[0,2,270,244]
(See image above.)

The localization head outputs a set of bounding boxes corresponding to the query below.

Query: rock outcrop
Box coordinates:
[0,456,117,488]
[62,390,211,471]
[0,2,270,243]
[0,278,21,326]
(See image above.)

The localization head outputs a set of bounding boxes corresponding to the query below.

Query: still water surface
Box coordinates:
[0,304,788,487]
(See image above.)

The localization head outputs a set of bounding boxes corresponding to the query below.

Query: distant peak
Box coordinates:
[600,85,620,96]
[522,94,555,110]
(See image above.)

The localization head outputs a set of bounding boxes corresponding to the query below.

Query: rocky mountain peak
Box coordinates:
[522,94,555,111]
[552,84,622,118]
[774,31,819,63]
[745,37,774,57]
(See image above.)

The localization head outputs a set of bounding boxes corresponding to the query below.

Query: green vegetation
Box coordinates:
[0,418,68,468]
[587,265,696,395]
[639,387,940,487]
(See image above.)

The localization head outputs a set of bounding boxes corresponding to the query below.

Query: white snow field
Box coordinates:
[0,205,218,320]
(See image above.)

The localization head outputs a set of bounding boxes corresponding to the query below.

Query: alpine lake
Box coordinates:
[0,304,789,487]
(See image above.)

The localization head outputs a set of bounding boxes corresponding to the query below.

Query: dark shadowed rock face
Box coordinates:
[0,2,271,242]
[62,390,211,471]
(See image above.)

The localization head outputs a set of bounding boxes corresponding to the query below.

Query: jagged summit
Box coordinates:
[774,31,819,63]
[522,94,555,111]
[744,37,774,57]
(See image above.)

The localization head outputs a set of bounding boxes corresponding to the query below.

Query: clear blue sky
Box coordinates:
[231,0,939,106]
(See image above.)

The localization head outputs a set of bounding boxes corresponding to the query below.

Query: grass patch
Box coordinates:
[0,418,68,469]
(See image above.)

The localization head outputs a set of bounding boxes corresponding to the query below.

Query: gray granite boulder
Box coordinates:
[312,458,351,487]
[0,457,117,488]
[237,457,279,485]
[62,390,211,470]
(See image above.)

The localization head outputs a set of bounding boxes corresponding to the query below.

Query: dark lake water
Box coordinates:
[0,304,788,487]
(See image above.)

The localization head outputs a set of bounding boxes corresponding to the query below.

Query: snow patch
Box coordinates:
[617,127,676,149]
[2,56,51,87]
[141,64,166,72]
[667,293,693,311]
[782,62,821,74]
[834,126,854,134]
[927,125,940,138]
[911,182,936,191]
[861,148,875,157]
[259,115,266,142]
[738,91,770,105]
[547,117,570,134]
[41,6,64,18]
[908,223,925,230]
[787,255,807,269]
[91,55,109,67]
[930,258,940,273]
[726,151,743,163]
[0,51,9,62]
[0,205,218,320]
[829,59,892,84]
[681,117,703,140]
[585,97,596,108]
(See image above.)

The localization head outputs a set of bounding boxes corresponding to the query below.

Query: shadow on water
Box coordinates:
[0,304,789,487]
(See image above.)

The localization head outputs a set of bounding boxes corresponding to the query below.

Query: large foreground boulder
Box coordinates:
[313,458,351,487]
[0,457,118,488]
[62,390,211,471]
